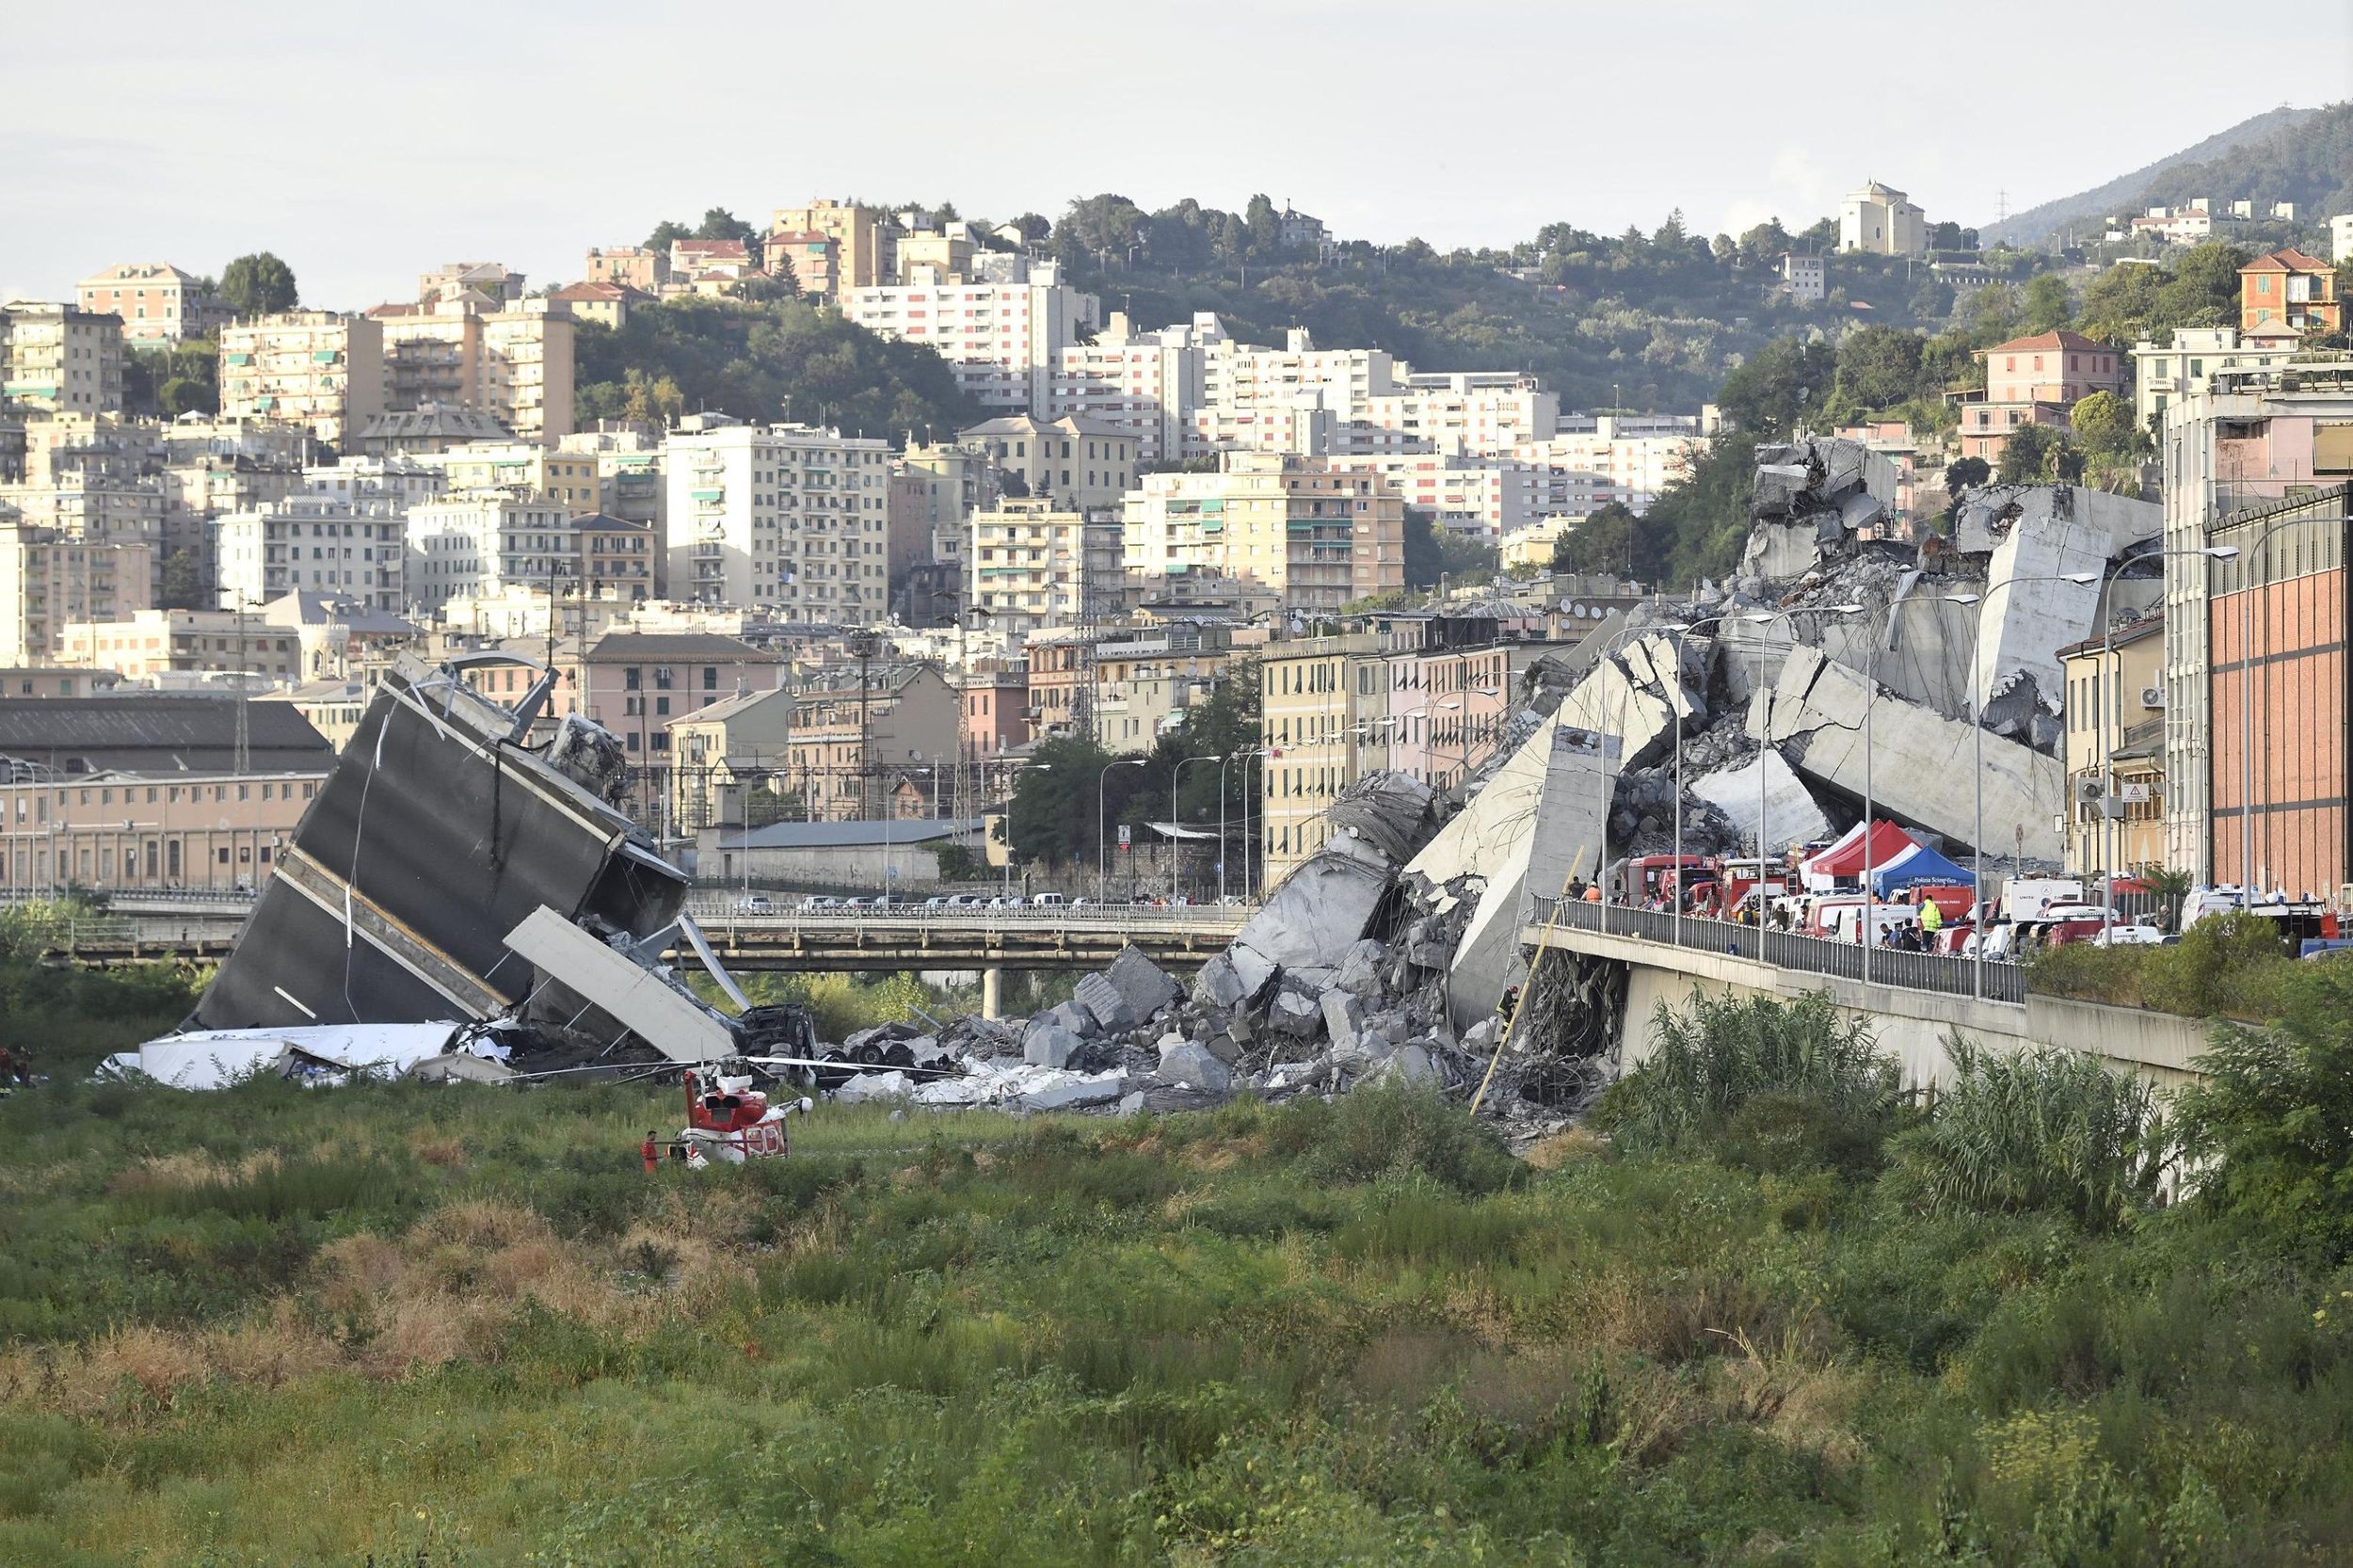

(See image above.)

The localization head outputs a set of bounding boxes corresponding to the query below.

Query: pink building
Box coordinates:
[1979,329,2122,406]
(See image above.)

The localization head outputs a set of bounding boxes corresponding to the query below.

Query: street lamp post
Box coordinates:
[1006,760,1048,904]
[1171,755,1220,904]
[1889,591,1982,991]
[1743,605,1862,936]
[1097,756,1147,903]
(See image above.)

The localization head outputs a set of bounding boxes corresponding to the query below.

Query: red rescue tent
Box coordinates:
[1800,820,1919,889]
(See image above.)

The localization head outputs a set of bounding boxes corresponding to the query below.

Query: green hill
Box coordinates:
[1983,103,2347,248]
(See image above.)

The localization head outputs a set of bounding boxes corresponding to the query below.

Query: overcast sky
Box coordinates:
[6,1,2346,309]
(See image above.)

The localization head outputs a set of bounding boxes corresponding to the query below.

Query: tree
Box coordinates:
[1004,734,1126,869]
[157,551,208,611]
[1996,422,2065,483]
[1244,194,1283,258]
[1944,456,1991,496]
[2072,391,2146,464]
[645,219,691,252]
[218,253,297,318]
[2020,272,2073,333]
[2156,242,2249,327]
[1716,337,1834,439]
[1551,503,1640,577]
[1827,325,1926,419]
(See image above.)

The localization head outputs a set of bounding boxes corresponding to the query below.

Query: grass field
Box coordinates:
[4,974,2353,1563]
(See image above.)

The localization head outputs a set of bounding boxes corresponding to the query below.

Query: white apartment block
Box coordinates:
[1512,419,1704,515]
[2332,213,2353,265]
[1353,374,1559,457]
[1123,453,1406,614]
[1196,329,1401,449]
[841,260,1100,414]
[2130,327,2301,433]
[75,264,229,344]
[303,456,446,514]
[968,499,1123,636]
[0,472,165,555]
[371,297,574,443]
[0,303,124,415]
[403,492,584,616]
[1321,454,1551,540]
[0,521,155,665]
[63,608,305,682]
[1779,252,1826,303]
[1047,312,1224,463]
[663,419,890,619]
[216,495,404,613]
[218,313,386,446]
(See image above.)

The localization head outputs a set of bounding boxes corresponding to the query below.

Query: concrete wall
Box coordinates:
[1538,922,2217,1090]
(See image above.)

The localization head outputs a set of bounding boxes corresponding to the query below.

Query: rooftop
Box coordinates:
[584,632,784,663]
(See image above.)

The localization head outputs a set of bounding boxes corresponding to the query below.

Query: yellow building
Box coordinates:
[2060,614,2167,879]
[1257,632,1385,884]
[218,312,385,445]
[371,298,575,443]
[769,199,887,292]
[0,522,153,664]
[1,303,124,415]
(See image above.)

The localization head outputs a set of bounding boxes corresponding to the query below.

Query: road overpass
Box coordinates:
[1521,896,2216,1087]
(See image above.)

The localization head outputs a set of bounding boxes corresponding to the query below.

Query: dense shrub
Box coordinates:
[1887,1040,2169,1228]
[1596,990,1901,1169]
[2176,961,2353,1260]
[1284,1079,1521,1195]
[2029,911,2295,1019]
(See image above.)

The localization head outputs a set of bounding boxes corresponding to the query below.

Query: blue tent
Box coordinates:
[1869,840,1975,896]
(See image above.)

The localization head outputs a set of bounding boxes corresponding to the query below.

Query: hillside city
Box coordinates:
[3,161,2352,900]
[13,69,2353,1563]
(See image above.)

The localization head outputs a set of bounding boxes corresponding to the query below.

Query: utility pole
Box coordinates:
[232,596,251,777]
[847,628,881,820]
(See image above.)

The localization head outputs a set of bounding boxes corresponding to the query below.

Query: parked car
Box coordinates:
[737,893,775,915]
[798,894,837,911]
[945,893,984,908]
[922,896,950,910]
[987,894,1022,909]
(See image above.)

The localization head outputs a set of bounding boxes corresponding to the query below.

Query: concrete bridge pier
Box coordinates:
[982,967,1003,1020]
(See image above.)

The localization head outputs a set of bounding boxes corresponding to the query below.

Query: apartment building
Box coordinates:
[1960,329,2127,464]
[2058,615,2166,879]
[216,494,404,613]
[0,470,165,556]
[1838,180,1927,256]
[663,685,795,831]
[1045,311,1223,465]
[959,664,1030,758]
[402,491,588,615]
[302,455,445,514]
[1355,374,1559,457]
[1123,453,1406,614]
[2205,485,2353,900]
[2239,248,2341,336]
[968,499,1123,637]
[957,413,1139,512]
[60,608,304,682]
[371,297,575,443]
[0,522,153,664]
[2131,326,2302,432]
[559,428,666,587]
[217,312,385,445]
[841,259,1101,413]
[784,664,963,821]
[1322,453,1553,540]
[761,231,839,300]
[418,261,524,305]
[1,303,124,415]
[663,418,891,618]
[579,514,655,601]
[2158,362,2353,878]
[414,441,598,514]
[75,264,229,343]
[0,771,326,895]
[1510,421,1703,515]
[769,200,888,293]
[0,667,120,698]
[1195,329,1401,450]
[1779,252,1826,303]
[545,281,639,330]
[1257,632,1385,883]
[584,246,669,294]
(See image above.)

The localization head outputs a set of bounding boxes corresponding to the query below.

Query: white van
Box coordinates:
[1032,891,1066,906]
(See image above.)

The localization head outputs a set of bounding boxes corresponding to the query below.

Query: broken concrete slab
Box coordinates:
[1374,1044,1442,1087]
[503,907,737,1064]
[1321,989,1367,1053]
[1332,939,1388,997]
[1954,485,2164,716]
[1689,748,1830,856]
[1074,971,1139,1032]
[1104,946,1183,1016]
[1752,644,2063,861]
[1269,986,1325,1040]
[1553,635,1697,774]
[834,1070,915,1102]
[1016,1074,1127,1113]
[1157,1038,1234,1093]
[1023,1024,1085,1070]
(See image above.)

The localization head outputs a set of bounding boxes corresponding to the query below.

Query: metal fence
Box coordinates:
[1529,896,2027,1006]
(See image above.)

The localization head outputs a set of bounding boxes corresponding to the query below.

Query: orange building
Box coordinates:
[2238,248,2341,336]
[2206,485,2351,901]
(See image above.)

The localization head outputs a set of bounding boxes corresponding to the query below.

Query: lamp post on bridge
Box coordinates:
[1096,756,1147,904]
[1742,605,1861,951]
[1171,754,1220,905]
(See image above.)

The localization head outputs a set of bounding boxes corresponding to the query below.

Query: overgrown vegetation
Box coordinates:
[7,980,2353,1562]
[2027,910,2296,1018]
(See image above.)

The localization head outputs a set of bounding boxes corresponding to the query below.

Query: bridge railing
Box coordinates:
[686,901,1254,939]
[1529,896,2026,1006]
